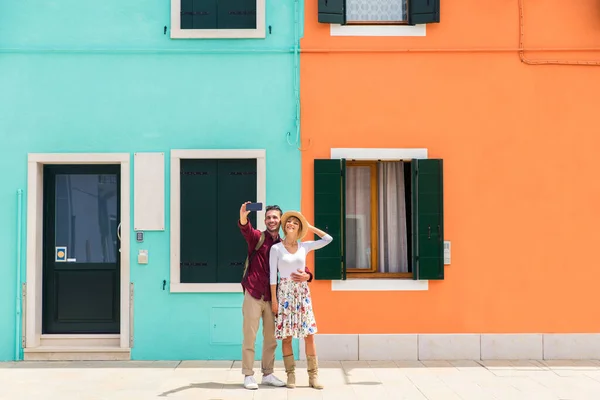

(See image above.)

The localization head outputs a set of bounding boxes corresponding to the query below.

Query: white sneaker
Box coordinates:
[261,374,286,387]
[244,375,259,390]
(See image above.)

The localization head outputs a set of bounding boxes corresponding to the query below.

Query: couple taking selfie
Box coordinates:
[238,202,332,390]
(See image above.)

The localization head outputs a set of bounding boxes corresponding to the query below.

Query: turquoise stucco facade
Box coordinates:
[0,0,303,361]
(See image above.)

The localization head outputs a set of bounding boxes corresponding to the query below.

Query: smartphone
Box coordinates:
[246,202,263,212]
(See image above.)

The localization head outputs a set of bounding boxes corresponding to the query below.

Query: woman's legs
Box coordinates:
[282,337,293,357]
[304,334,316,356]
[304,335,324,390]
[282,337,296,388]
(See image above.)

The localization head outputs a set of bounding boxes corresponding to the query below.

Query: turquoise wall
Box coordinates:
[0,0,302,361]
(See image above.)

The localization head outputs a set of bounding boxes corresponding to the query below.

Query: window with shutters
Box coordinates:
[171,0,266,39]
[345,160,417,279]
[179,158,257,284]
[347,0,408,24]
[314,155,444,281]
[170,150,267,293]
[319,0,440,26]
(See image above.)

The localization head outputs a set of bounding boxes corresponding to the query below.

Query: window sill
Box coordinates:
[347,272,413,279]
[170,283,243,293]
[331,279,428,292]
[330,24,426,37]
[170,28,266,39]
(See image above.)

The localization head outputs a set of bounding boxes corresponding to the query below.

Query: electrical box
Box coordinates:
[138,249,148,265]
[444,241,451,265]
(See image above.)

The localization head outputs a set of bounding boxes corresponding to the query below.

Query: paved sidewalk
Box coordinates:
[1,359,600,400]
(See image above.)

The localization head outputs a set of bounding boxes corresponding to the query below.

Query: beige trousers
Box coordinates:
[242,291,277,376]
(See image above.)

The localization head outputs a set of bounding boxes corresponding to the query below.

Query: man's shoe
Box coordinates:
[244,375,259,390]
[261,374,286,387]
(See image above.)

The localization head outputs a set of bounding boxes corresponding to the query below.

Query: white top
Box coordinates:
[269,235,333,284]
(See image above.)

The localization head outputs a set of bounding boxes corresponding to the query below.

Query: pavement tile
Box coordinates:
[1,359,599,400]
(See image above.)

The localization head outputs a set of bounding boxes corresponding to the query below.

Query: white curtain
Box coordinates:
[346,0,408,23]
[346,166,372,270]
[378,162,408,273]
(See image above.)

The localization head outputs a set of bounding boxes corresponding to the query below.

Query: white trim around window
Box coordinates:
[330,148,429,292]
[332,148,428,160]
[330,24,426,37]
[170,0,266,39]
[170,149,267,293]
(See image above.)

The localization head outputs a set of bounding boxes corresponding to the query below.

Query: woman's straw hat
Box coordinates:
[281,211,309,240]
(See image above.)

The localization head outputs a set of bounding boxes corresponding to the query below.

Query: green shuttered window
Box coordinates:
[409,0,440,25]
[411,159,444,280]
[181,0,257,30]
[180,159,257,283]
[313,158,444,281]
[314,160,347,280]
[318,0,440,25]
[318,0,346,25]
[180,160,219,283]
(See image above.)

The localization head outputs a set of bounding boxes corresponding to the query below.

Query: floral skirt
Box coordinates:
[275,278,318,339]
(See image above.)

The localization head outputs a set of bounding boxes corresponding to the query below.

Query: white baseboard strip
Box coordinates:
[299,334,600,361]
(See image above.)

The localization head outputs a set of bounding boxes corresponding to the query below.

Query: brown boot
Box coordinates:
[307,355,324,389]
[283,355,296,388]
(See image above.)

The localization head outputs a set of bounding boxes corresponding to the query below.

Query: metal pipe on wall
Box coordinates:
[294,0,300,148]
[15,189,23,361]
[3,47,600,55]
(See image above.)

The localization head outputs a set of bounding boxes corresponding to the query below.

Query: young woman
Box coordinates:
[269,211,332,389]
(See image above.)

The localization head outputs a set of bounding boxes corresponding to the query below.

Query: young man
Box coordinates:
[238,202,313,390]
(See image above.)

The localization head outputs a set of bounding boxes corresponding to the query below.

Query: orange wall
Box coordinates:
[300,0,600,334]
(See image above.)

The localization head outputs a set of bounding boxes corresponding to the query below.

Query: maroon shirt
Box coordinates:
[239,220,313,301]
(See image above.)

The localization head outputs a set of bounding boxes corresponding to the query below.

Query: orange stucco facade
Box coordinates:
[300,0,600,334]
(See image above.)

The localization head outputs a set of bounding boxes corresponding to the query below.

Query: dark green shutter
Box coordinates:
[181,0,194,29]
[409,0,440,25]
[216,159,257,283]
[411,159,444,280]
[218,0,257,29]
[181,0,217,30]
[314,159,346,280]
[318,0,346,24]
[194,0,218,29]
[180,160,218,283]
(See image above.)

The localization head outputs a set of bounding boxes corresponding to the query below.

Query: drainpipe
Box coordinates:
[294,0,300,145]
[15,189,23,361]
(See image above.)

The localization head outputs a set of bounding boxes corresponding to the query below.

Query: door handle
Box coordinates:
[117,223,122,253]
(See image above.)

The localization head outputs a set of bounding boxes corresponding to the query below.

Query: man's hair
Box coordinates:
[265,205,283,217]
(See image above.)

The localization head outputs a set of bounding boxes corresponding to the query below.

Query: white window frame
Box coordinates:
[170,0,266,39]
[328,0,426,37]
[330,24,425,37]
[330,148,429,292]
[170,149,266,293]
